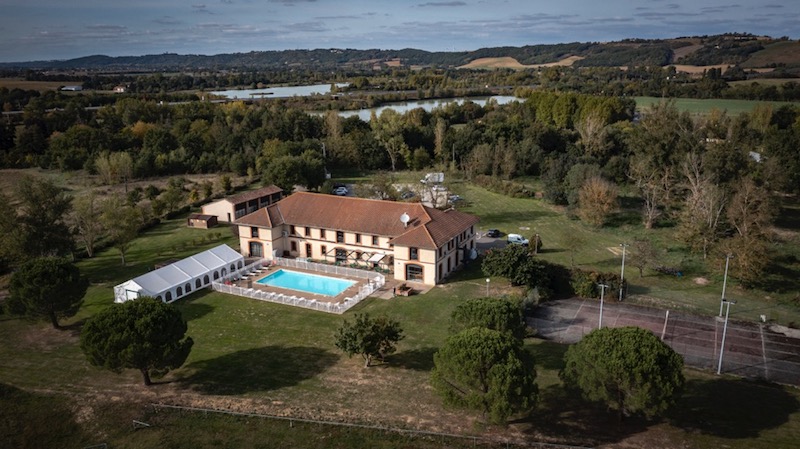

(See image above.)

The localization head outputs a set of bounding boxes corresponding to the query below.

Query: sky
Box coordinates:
[0,0,797,63]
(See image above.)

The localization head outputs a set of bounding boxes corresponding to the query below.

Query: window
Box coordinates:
[306,243,312,257]
[249,241,263,258]
[195,279,201,289]
[321,245,327,258]
[290,241,297,252]
[336,231,344,243]
[409,247,419,260]
[372,236,379,246]
[290,225,296,235]
[406,264,424,282]
[335,248,347,264]
[320,229,326,239]
[305,227,310,237]
[356,233,361,244]
[438,247,443,257]
[250,226,259,238]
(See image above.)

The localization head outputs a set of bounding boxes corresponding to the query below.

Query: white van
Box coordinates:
[507,234,529,246]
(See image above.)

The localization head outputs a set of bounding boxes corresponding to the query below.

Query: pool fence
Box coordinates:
[212,257,385,314]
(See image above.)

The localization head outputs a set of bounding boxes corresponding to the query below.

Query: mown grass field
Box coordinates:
[2,181,800,448]
[634,96,798,116]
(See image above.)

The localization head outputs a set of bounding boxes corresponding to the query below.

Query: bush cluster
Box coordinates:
[570,269,626,299]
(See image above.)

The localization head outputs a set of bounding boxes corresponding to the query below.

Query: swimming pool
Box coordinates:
[255,269,356,297]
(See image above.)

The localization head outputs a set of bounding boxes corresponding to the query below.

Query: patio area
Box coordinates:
[212,257,386,314]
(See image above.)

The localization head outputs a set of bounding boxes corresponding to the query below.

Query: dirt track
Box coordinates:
[530,298,800,386]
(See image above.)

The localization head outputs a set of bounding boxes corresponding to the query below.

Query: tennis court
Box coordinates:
[530,298,800,386]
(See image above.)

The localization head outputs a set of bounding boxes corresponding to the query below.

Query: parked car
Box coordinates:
[507,233,529,246]
[448,194,463,203]
[333,186,348,196]
[486,228,501,238]
[401,191,416,200]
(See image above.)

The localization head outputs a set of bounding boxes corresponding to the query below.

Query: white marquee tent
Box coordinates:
[114,244,244,303]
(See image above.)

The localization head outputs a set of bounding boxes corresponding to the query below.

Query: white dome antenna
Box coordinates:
[400,212,410,228]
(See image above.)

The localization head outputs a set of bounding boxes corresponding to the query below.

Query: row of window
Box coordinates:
[287,225,381,246]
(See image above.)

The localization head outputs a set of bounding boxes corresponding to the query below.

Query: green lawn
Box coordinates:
[456,183,800,325]
[634,96,798,116]
[3,183,800,448]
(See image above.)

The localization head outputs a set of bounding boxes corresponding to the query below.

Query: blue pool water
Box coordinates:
[255,269,356,297]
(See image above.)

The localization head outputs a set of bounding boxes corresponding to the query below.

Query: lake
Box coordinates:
[210,83,349,99]
[323,96,521,121]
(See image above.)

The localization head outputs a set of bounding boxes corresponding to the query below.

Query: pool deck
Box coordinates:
[230,265,430,304]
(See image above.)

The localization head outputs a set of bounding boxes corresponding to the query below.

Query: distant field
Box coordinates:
[742,41,800,68]
[729,78,799,87]
[634,96,798,116]
[0,78,65,91]
[458,56,582,70]
[672,64,730,75]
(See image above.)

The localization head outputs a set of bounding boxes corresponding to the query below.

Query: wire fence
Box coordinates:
[212,257,385,314]
[149,403,593,449]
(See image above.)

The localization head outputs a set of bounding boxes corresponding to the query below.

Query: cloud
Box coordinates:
[314,15,361,20]
[284,21,328,32]
[269,0,317,4]
[417,1,467,7]
[762,4,784,8]
[154,16,182,25]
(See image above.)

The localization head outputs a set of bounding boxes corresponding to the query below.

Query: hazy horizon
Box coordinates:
[1,0,798,63]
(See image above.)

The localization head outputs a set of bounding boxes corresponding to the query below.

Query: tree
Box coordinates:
[71,192,104,258]
[561,327,684,421]
[8,257,88,329]
[0,191,22,270]
[482,244,548,287]
[80,297,194,386]
[101,195,142,266]
[371,109,409,171]
[17,176,74,257]
[449,297,527,340]
[431,327,538,424]
[334,313,404,367]
[677,152,728,259]
[629,155,673,229]
[723,177,775,285]
[576,176,618,227]
[628,238,658,277]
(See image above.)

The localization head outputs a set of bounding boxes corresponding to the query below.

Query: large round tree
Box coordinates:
[449,297,527,340]
[8,257,88,329]
[80,297,194,385]
[431,327,538,424]
[561,326,684,420]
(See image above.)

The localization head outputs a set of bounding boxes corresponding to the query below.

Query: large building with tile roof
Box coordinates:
[236,192,480,285]
[201,185,283,223]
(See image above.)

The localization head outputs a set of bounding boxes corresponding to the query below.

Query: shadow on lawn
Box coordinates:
[177,292,216,321]
[522,384,651,447]
[392,346,437,371]
[182,345,339,395]
[669,377,800,438]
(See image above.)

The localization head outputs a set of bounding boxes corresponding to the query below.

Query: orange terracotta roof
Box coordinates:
[237,192,479,249]
[225,185,283,205]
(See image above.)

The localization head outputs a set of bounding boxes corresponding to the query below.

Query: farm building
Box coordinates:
[236,192,479,285]
[201,185,283,223]
[113,244,244,303]
[187,213,218,229]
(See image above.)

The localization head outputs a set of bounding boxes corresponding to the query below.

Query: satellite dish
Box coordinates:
[400,212,410,227]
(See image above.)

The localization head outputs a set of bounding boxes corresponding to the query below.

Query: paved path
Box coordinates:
[530,298,800,386]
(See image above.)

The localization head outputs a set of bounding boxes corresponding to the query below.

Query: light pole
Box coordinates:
[717,299,736,375]
[619,243,628,302]
[719,254,734,316]
[598,283,609,329]
[485,278,490,297]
